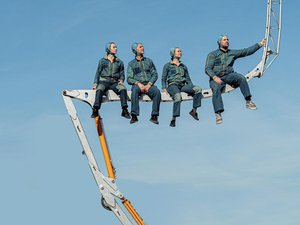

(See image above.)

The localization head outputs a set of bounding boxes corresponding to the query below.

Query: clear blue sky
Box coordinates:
[1,0,299,225]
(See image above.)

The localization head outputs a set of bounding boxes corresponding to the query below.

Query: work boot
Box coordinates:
[246,100,257,110]
[150,115,159,125]
[170,119,176,127]
[215,113,223,125]
[189,109,199,120]
[121,108,131,119]
[91,108,99,118]
[130,114,138,124]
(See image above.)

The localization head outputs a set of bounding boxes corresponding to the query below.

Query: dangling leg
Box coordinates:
[222,73,257,110]
[92,83,107,118]
[130,85,141,124]
[167,84,182,127]
[146,85,161,125]
[170,93,182,127]
[113,83,130,119]
[181,84,202,121]
[209,80,225,124]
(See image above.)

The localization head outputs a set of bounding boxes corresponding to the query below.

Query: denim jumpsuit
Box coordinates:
[205,43,262,113]
[93,56,128,110]
[162,62,202,117]
[127,57,161,116]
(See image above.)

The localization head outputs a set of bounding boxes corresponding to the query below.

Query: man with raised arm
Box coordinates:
[91,42,130,119]
[205,35,266,124]
[127,42,161,124]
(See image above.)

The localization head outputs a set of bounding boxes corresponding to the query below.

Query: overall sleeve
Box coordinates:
[148,60,158,85]
[205,52,217,79]
[119,61,125,81]
[185,66,193,86]
[161,64,168,90]
[233,43,261,59]
[93,60,103,85]
[127,63,138,85]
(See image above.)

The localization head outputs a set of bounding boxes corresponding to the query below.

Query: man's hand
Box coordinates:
[137,83,146,92]
[260,38,267,46]
[92,85,97,90]
[144,83,152,92]
[213,76,223,85]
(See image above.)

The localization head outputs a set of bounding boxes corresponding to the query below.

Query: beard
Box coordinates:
[222,45,229,50]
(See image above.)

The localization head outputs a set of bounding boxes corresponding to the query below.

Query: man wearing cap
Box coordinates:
[127,42,161,124]
[91,42,130,119]
[162,47,202,127]
[205,35,266,124]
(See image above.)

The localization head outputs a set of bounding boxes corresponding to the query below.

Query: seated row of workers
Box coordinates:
[91,35,266,126]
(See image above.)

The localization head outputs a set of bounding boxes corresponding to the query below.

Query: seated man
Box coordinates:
[205,35,266,124]
[127,42,161,124]
[91,42,130,119]
[162,47,202,127]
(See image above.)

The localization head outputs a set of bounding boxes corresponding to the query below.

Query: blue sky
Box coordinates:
[1,0,299,225]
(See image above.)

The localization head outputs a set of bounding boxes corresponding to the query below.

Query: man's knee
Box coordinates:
[96,83,106,92]
[116,84,127,92]
[131,85,140,92]
[239,75,247,83]
[193,86,202,94]
[132,86,142,101]
[154,87,161,95]
[233,73,246,83]
[150,86,161,96]
[174,93,182,102]
[211,85,222,95]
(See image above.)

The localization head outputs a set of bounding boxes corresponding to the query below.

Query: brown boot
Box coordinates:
[130,114,138,124]
[121,108,131,119]
[170,119,176,127]
[189,109,199,120]
[150,115,159,125]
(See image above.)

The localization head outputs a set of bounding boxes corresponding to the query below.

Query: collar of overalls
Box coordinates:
[104,55,118,62]
[219,47,229,53]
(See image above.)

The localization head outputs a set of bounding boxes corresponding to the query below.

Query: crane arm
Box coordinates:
[63,92,146,225]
